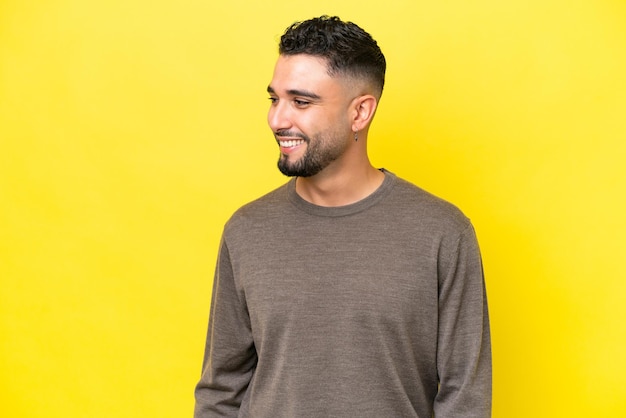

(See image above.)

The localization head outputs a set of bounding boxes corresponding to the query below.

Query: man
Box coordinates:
[194,15,491,417]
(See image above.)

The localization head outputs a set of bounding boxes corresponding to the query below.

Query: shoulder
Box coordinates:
[222,180,292,235]
[388,173,470,228]
[378,172,476,252]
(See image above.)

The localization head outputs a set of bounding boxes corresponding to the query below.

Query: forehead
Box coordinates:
[269,54,342,95]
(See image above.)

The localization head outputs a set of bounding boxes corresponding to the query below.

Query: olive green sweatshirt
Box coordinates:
[195,170,491,417]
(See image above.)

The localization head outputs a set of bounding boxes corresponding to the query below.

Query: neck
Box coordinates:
[295,163,385,207]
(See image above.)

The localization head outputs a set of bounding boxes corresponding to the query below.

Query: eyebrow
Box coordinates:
[267,86,321,100]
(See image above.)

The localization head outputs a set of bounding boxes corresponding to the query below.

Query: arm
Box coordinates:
[434,223,492,417]
[194,238,257,417]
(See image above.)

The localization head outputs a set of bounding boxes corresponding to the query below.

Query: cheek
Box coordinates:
[313,109,344,129]
[298,108,350,136]
[329,107,353,130]
[296,113,318,134]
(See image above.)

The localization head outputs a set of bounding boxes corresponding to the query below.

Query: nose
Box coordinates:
[267,100,292,133]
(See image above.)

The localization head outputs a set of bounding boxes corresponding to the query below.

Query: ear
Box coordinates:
[350,94,378,132]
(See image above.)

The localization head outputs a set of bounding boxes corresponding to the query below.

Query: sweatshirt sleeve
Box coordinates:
[434,222,492,417]
[194,238,257,417]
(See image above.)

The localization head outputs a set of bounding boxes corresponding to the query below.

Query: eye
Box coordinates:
[268,97,278,105]
[294,99,310,107]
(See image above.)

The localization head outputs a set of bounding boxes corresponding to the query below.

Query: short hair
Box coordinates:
[279,15,386,96]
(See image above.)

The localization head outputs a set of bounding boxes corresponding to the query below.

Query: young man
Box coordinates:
[194,16,491,417]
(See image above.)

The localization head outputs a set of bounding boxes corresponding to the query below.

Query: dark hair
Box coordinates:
[279,15,386,96]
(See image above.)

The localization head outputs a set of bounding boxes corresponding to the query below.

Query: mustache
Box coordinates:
[274,130,309,141]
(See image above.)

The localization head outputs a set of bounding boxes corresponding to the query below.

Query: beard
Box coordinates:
[276,129,348,177]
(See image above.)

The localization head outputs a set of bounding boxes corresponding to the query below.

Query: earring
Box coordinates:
[354,131,358,142]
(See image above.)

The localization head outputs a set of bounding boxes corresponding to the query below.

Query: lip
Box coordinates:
[277,138,306,154]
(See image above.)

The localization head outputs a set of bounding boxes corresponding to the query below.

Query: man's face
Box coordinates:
[267,54,353,177]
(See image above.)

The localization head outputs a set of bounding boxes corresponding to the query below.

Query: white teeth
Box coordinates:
[279,140,304,148]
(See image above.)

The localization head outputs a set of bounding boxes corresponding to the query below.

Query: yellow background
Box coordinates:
[1,0,625,416]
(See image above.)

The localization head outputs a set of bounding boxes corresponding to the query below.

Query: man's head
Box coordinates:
[279,15,386,100]
[268,16,385,178]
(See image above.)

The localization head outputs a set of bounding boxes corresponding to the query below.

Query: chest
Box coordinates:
[229,220,441,342]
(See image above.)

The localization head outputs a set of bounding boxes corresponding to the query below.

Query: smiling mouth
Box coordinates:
[278,139,305,148]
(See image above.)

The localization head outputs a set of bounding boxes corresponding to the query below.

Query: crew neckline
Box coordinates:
[286,169,396,217]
